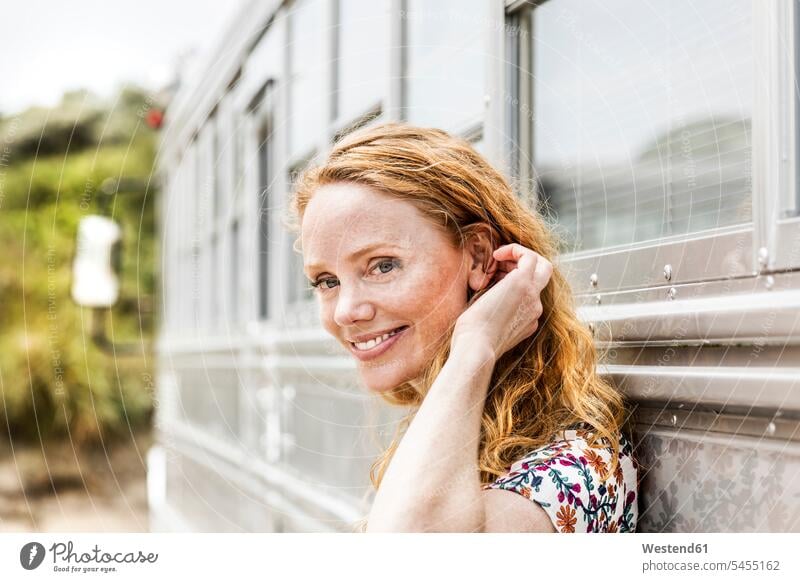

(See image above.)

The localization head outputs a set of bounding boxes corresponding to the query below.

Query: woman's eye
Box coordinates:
[312,277,339,291]
[373,259,398,274]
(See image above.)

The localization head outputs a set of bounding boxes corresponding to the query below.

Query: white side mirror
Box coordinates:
[71,215,122,308]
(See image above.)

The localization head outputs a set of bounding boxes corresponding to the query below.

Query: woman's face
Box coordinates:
[301,182,471,394]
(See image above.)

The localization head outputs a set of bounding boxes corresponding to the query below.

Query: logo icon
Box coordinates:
[20,542,46,570]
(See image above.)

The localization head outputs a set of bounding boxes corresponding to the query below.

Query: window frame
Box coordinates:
[760,0,800,272]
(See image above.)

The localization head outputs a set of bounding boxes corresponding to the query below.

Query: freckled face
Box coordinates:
[301,182,471,394]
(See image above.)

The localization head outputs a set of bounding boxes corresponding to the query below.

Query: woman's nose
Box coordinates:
[333,285,376,327]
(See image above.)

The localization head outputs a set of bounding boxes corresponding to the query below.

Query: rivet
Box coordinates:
[765,275,775,290]
[758,247,769,268]
[668,287,677,300]
[671,414,678,426]
[663,264,672,281]
[766,421,777,436]
[595,294,602,305]
[590,273,598,288]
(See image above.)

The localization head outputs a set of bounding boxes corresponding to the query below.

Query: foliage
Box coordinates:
[0,86,159,445]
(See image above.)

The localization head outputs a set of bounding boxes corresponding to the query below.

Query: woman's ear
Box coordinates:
[463,222,498,293]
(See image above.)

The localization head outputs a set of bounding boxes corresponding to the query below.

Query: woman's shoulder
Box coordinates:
[482,424,638,533]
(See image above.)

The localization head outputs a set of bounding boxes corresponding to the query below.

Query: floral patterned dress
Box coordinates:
[482,425,638,533]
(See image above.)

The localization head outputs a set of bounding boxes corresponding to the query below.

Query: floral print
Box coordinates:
[482,425,638,533]
[556,504,578,533]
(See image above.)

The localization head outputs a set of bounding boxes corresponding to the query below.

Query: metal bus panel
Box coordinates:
[151,0,800,533]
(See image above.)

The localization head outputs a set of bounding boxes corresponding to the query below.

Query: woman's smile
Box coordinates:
[346,325,409,361]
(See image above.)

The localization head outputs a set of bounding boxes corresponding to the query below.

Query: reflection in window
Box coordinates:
[230,220,239,325]
[257,120,272,319]
[405,0,486,129]
[191,244,200,332]
[288,162,314,305]
[289,245,312,304]
[527,0,752,252]
[289,0,326,159]
[211,112,221,218]
[233,111,246,195]
[210,233,218,330]
[336,0,389,123]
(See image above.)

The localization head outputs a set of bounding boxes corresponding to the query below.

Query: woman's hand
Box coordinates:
[451,243,553,363]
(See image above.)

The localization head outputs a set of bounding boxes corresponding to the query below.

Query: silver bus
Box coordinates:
[150,0,800,532]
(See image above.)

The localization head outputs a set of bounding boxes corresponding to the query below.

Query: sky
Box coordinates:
[0,0,245,115]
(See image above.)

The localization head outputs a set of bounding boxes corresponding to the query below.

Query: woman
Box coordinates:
[291,123,638,533]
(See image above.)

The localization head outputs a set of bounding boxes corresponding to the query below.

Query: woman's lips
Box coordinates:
[347,326,409,361]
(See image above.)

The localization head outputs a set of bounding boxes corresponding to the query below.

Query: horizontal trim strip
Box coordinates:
[581,286,800,345]
[634,407,800,447]
[605,364,800,411]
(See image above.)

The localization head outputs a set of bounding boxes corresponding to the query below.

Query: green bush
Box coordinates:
[0,86,159,445]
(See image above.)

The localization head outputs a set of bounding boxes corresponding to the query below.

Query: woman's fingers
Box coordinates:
[492,243,528,262]
[488,244,553,313]
[492,243,541,280]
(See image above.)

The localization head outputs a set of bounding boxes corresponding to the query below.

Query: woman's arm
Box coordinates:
[365,338,495,532]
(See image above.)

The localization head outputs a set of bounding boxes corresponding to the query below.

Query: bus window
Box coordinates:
[405,0,486,130]
[334,0,390,125]
[288,0,326,160]
[518,0,752,253]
